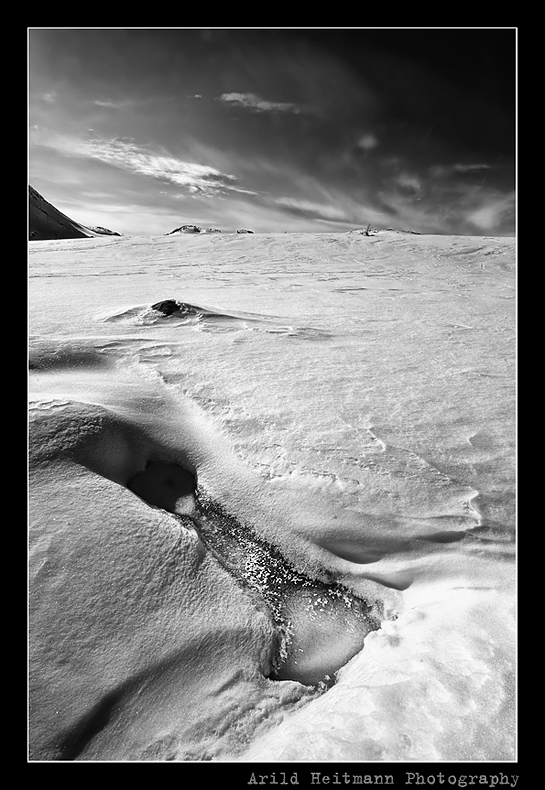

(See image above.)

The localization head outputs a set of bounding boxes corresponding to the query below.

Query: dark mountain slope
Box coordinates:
[29,186,120,240]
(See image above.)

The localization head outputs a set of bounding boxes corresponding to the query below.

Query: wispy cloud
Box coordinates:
[264,167,390,228]
[378,176,515,235]
[274,196,349,222]
[33,132,256,197]
[395,171,422,195]
[93,99,135,109]
[430,163,492,178]
[39,91,57,103]
[464,191,514,232]
[83,139,232,194]
[453,163,492,173]
[219,92,305,114]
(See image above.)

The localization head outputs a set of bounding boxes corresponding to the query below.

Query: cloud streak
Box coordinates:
[80,139,234,195]
[273,196,350,222]
[34,132,257,197]
[93,98,136,109]
[430,163,493,178]
[219,92,306,114]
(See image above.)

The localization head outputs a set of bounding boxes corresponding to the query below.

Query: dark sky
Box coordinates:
[28,28,516,235]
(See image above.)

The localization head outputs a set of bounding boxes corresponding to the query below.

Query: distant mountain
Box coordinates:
[167,224,202,234]
[29,186,121,240]
[167,225,223,235]
[86,225,122,237]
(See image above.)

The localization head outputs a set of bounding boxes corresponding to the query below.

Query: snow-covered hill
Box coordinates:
[28,186,121,240]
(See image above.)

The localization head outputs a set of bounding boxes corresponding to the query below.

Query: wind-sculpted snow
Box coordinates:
[29,354,383,687]
[101,298,263,331]
[28,231,516,762]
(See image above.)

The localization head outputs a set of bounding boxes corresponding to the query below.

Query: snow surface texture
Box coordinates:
[28,231,516,762]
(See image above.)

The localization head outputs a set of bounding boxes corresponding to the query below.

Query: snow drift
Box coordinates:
[28,230,516,762]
